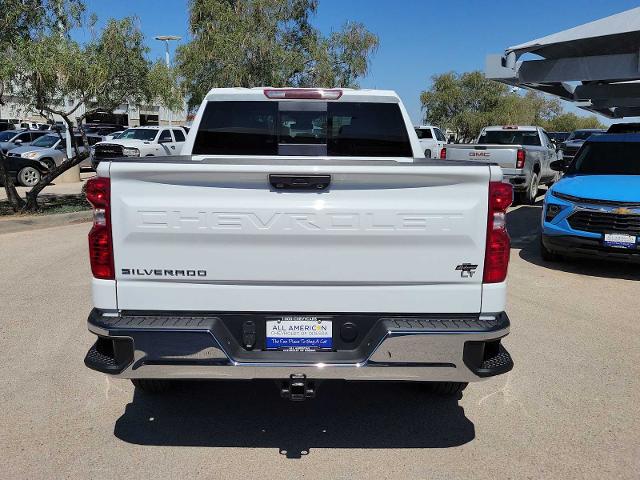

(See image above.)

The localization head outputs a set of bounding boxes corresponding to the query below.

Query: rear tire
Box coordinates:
[518,172,539,205]
[131,379,172,393]
[424,382,468,396]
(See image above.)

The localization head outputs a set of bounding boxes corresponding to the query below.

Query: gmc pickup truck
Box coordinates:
[443,126,560,204]
[84,88,514,400]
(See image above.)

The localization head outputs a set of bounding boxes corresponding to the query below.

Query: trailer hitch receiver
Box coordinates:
[281,374,315,401]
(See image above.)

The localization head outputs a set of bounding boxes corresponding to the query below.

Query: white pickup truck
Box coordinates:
[84,87,514,400]
[443,126,560,204]
[414,124,447,158]
[92,126,188,168]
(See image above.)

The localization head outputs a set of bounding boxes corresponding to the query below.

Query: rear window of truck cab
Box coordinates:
[478,130,541,146]
[192,101,413,157]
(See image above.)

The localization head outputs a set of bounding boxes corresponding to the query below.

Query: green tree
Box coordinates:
[2,6,154,211]
[148,60,186,117]
[542,112,605,132]
[420,71,604,141]
[420,71,512,141]
[177,0,378,109]
[0,0,85,209]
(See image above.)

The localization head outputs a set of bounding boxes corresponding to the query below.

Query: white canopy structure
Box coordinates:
[486,7,640,118]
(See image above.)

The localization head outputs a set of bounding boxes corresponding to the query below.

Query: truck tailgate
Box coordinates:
[446,144,519,169]
[108,159,491,313]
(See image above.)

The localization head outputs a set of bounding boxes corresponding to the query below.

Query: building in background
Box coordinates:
[0,95,188,127]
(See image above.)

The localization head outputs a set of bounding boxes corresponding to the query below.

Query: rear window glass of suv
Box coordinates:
[568,141,640,175]
[478,130,541,146]
[192,101,413,157]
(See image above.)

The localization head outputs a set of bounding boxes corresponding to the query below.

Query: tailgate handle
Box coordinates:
[269,174,331,191]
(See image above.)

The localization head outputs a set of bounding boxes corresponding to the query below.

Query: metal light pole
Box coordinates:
[154,35,182,126]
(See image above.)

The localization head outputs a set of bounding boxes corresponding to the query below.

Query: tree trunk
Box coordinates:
[0,150,25,211]
[23,113,89,212]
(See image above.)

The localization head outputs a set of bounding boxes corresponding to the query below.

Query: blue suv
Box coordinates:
[541,133,640,263]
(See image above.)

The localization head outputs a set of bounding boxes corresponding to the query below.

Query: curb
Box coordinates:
[0,210,92,235]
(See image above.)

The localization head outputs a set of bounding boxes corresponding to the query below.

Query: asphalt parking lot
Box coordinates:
[1,200,639,480]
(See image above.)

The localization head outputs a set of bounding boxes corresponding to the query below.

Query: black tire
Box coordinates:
[424,382,468,396]
[17,166,41,187]
[519,172,540,205]
[540,236,561,262]
[131,379,172,393]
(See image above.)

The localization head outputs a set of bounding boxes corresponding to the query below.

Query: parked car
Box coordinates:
[414,125,447,158]
[92,126,187,168]
[0,129,49,153]
[0,121,17,132]
[541,133,640,263]
[559,129,605,161]
[6,133,103,179]
[606,122,640,134]
[19,121,51,130]
[3,155,50,187]
[83,123,126,137]
[547,131,570,145]
[443,125,561,204]
[83,87,514,398]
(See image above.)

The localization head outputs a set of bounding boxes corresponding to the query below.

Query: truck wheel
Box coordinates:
[540,237,561,262]
[17,166,42,187]
[424,382,468,396]
[519,172,539,205]
[131,379,172,393]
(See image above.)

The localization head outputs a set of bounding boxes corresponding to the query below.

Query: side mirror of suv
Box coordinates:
[14,139,23,145]
[550,159,567,172]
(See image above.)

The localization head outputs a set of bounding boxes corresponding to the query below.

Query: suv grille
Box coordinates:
[568,210,640,234]
[94,144,123,158]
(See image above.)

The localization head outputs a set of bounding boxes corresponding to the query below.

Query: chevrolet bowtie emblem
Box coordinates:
[612,207,634,215]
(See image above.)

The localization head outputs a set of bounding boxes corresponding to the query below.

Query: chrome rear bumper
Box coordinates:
[86,310,513,382]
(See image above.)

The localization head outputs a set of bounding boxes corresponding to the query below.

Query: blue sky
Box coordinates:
[80,0,639,122]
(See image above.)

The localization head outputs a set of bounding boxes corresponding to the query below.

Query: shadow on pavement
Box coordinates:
[507,200,639,281]
[114,380,475,458]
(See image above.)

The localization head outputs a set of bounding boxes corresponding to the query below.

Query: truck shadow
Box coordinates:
[507,201,639,280]
[113,380,475,457]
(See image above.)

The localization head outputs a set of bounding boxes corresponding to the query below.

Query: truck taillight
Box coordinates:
[439,147,446,159]
[86,177,114,280]
[516,148,526,168]
[483,181,512,284]
[263,88,342,100]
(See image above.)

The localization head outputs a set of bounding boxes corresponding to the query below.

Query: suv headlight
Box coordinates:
[122,147,140,157]
[23,152,39,159]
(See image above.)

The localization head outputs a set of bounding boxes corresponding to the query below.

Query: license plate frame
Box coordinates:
[603,232,638,249]
[265,316,333,351]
